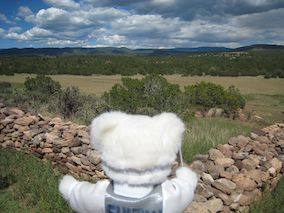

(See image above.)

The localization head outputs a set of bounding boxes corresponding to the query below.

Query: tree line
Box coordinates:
[0,50,283,77]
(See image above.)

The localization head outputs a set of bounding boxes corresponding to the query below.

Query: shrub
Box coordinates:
[184,82,246,113]
[24,75,61,103]
[184,82,226,109]
[59,86,82,118]
[0,81,12,94]
[74,95,109,124]
[104,74,183,114]
[224,86,246,112]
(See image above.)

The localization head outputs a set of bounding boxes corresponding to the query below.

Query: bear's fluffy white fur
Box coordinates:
[90,111,185,185]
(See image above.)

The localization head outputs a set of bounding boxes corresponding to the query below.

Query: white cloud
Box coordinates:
[17,6,33,17]
[5,27,52,41]
[8,26,22,33]
[0,28,5,37]
[96,34,127,46]
[112,14,181,38]
[43,0,80,10]
[0,13,13,24]
[17,6,35,23]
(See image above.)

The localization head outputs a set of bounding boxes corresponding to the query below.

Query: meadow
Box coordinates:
[1,73,283,95]
[1,73,284,124]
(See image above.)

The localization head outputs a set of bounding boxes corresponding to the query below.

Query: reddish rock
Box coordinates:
[226,165,239,174]
[95,170,106,179]
[1,117,14,125]
[8,108,24,116]
[217,144,233,158]
[87,150,101,165]
[242,158,259,170]
[42,148,53,153]
[70,156,82,165]
[208,165,224,179]
[270,158,282,172]
[220,171,233,180]
[237,135,249,148]
[66,162,79,173]
[212,178,236,194]
[14,116,36,126]
[191,160,206,173]
[215,158,235,168]
[61,147,70,154]
[45,132,59,144]
[209,149,224,160]
[15,141,22,148]
[196,183,214,198]
[232,174,257,191]
[70,146,83,154]
[233,152,249,160]
[201,172,214,185]
[214,190,233,206]
[239,189,261,206]
[185,199,223,213]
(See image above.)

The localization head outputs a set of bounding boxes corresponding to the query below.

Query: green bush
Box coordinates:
[184,82,246,113]
[103,74,183,114]
[0,81,12,94]
[74,94,109,124]
[184,82,226,109]
[59,86,82,118]
[224,86,246,112]
[24,75,61,103]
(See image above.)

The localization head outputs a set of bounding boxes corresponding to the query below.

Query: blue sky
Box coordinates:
[0,0,284,48]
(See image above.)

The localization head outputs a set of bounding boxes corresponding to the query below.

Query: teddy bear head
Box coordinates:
[90,111,185,186]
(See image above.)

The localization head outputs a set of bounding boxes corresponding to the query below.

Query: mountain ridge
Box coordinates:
[0,44,283,56]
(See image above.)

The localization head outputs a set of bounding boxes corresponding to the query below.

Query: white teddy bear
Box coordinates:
[59,111,197,213]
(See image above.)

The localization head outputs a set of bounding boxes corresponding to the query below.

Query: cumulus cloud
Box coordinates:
[8,26,22,33]
[43,0,80,10]
[0,13,13,24]
[17,6,35,22]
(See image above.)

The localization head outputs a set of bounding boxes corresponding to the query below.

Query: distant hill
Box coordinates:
[0,44,283,56]
[235,44,284,52]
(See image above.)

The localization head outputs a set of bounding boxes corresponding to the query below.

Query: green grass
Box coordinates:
[250,177,284,213]
[0,149,72,213]
[244,94,284,125]
[182,117,252,163]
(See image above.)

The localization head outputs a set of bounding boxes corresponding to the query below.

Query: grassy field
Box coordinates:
[1,74,284,96]
[183,117,251,163]
[250,177,284,213]
[0,149,72,213]
[1,73,283,124]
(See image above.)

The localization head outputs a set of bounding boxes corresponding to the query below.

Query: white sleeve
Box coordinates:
[59,175,110,213]
[162,167,198,213]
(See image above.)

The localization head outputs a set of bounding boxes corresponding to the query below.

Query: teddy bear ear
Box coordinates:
[90,111,126,151]
[154,112,185,149]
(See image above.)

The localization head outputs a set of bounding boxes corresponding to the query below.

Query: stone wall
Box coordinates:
[0,104,105,181]
[0,103,283,213]
[186,124,284,213]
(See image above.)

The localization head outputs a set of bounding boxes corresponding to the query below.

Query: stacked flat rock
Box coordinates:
[0,104,104,181]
